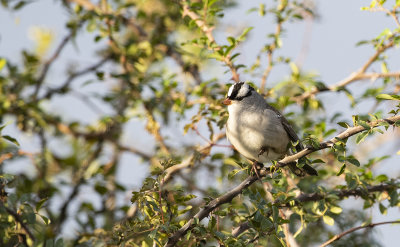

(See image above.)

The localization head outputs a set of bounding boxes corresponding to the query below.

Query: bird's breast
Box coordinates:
[226,106,289,162]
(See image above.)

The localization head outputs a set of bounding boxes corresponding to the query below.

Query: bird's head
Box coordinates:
[223,82,255,105]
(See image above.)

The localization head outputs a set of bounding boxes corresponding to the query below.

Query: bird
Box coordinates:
[223,81,318,177]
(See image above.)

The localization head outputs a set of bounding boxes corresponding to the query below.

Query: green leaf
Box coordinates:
[345,173,358,190]
[94,184,108,195]
[0,174,15,184]
[347,157,360,167]
[323,215,334,226]
[376,174,388,182]
[259,3,265,16]
[379,203,387,215]
[40,215,51,225]
[330,206,343,214]
[2,135,20,146]
[0,58,6,71]
[358,120,371,130]
[376,94,400,101]
[389,190,398,207]
[208,216,216,230]
[228,169,242,180]
[131,192,140,203]
[272,205,279,222]
[356,131,369,144]
[337,164,346,176]
[312,159,325,164]
[381,62,388,73]
[261,217,273,231]
[36,198,48,212]
[13,1,28,10]
[55,238,64,247]
[238,27,253,42]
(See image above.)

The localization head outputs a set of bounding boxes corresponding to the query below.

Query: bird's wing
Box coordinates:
[265,104,303,151]
[265,104,318,176]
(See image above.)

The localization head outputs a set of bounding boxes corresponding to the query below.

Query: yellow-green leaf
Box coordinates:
[330,206,343,214]
[0,58,6,71]
[323,215,335,226]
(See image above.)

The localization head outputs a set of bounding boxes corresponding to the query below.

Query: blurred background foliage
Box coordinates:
[0,0,399,246]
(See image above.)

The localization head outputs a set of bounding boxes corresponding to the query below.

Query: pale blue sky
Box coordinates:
[1,0,399,245]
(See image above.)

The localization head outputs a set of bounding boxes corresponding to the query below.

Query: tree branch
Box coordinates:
[319,220,400,247]
[40,56,110,100]
[33,30,79,99]
[161,133,225,186]
[165,115,400,246]
[260,0,285,93]
[181,2,240,82]
[292,40,396,102]
[54,142,104,234]
[1,203,36,242]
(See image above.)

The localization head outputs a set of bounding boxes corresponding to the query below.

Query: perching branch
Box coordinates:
[292,40,397,102]
[319,220,400,247]
[165,114,400,246]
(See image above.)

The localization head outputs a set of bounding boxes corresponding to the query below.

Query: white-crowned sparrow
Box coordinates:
[223,82,317,176]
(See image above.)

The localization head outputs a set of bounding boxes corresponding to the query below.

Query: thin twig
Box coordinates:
[292,40,396,102]
[55,142,104,234]
[181,2,239,82]
[2,203,36,241]
[260,1,285,93]
[161,133,225,186]
[40,56,110,100]
[33,31,78,99]
[165,115,400,246]
[375,4,400,28]
[319,220,400,247]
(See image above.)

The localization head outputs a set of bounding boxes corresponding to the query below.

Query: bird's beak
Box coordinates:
[222,98,232,105]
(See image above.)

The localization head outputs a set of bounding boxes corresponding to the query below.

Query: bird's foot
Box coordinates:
[251,161,264,179]
[258,146,269,157]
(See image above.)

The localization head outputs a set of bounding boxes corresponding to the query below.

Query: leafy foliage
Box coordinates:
[0,0,400,246]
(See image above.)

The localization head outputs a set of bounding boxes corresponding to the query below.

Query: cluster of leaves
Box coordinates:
[0,0,399,247]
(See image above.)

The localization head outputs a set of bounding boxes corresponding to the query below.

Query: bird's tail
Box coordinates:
[288,162,318,177]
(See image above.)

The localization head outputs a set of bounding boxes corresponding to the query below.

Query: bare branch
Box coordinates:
[33,31,78,99]
[165,115,400,246]
[40,56,110,100]
[117,144,153,161]
[319,220,400,247]
[54,142,104,234]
